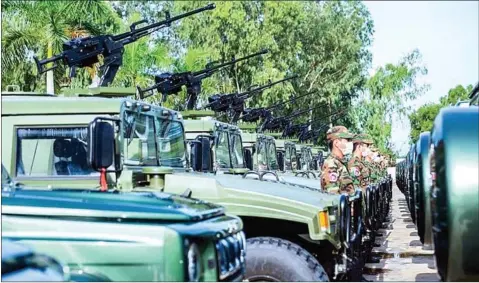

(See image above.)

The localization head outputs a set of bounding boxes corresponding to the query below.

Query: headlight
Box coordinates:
[187,242,201,282]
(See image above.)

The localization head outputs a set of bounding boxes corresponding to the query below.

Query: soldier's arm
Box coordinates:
[320,161,341,194]
[338,165,355,195]
[347,159,361,186]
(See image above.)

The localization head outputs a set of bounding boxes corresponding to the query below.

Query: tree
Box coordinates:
[164,1,373,119]
[1,0,121,92]
[408,84,474,143]
[408,103,442,143]
[350,49,430,157]
[110,11,173,89]
[439,84,473,106]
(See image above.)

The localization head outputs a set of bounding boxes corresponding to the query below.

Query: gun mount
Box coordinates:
[239,90,318,124]
[136,49,268,110]
[283,109,346,138]
[204,75,298,123]
[258,103,326,133]
[33,4,215,87]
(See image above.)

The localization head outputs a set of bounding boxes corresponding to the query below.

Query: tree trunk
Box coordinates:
[46,42,55,95]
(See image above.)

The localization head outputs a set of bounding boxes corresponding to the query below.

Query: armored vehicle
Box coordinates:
[2,88,365,281]
[2,162,246,282]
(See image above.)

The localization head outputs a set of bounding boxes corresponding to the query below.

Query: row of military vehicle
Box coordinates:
[395,82,479,282]
[2,3,392,281]
[1,85,392,282]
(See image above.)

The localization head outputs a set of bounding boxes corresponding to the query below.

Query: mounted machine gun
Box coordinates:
[204,75,298,123]
[34,4,216,87]
[239,90,318,124]
[136,49,268,110]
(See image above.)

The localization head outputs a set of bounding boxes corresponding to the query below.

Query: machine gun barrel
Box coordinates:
[237,75,298,101]
[113,3,215,42]
[33,4,215,86]
[204,75,297,111]
[192,49,268,77]
[136,49,268,107]
[265,90,317,111]
[239,90,317,123]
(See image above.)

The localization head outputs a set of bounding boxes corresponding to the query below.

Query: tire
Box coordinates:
[245,237,329,282]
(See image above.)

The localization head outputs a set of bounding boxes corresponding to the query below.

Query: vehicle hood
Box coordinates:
[1,189,224,222]
[169,172,338,209]
[277,174,322,190]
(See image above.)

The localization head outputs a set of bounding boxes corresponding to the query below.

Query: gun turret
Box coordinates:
[204,75,298,123]
[137,49,268,109]
[239,90,317,123]
[34,4,215,87]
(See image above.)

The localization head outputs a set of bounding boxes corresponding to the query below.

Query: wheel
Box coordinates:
[245,237,329,282]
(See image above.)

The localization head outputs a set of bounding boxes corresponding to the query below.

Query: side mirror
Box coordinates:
[277,151,284,171]
[87,118,119,172]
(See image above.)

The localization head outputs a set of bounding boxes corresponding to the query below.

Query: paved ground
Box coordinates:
[363,169,440,282]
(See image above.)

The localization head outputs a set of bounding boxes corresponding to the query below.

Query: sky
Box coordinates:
[363,1,479,155]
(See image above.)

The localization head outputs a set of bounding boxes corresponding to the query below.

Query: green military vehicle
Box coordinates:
[426,83,479,281]
[240,131,323,189]
[268,133,318,178]
[2,88,365,281]
[2,163,246,282]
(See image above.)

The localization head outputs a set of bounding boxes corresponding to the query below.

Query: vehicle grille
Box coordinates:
[215,231,246,281]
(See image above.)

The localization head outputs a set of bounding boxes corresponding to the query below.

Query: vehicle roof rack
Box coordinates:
[60,87,136,98]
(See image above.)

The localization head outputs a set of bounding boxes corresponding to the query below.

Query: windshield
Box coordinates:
[267,141,279,170]
[215,131,230,168]
[285,145,297,170]
[122,108,186,168]
[301,148,313,170]
[14,127,98,177]
[257,140,268,170]
[230,133,245,168]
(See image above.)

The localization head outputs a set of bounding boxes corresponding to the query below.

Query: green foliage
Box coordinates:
[350,49,430,157]
[408,84,474,143]
[408,103,442,143]
[439,84,473,106]
[2,0,427,156]
[1,0,121,91]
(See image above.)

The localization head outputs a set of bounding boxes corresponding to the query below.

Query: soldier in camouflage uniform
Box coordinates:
[348,133,374,193]
[365,146,380,183]
[320,126,356,195]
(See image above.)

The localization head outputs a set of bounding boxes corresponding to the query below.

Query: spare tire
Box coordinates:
[430,106,479,281]
[245,237,329,282]
[415,131,432,246]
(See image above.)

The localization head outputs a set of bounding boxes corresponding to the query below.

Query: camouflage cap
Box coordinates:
[326,126,354,141]
[352,133,374,144]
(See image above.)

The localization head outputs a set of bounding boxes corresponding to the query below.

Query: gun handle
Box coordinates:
[69,66,77,78]
[99,63,120,87]
[34,55,60,75]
